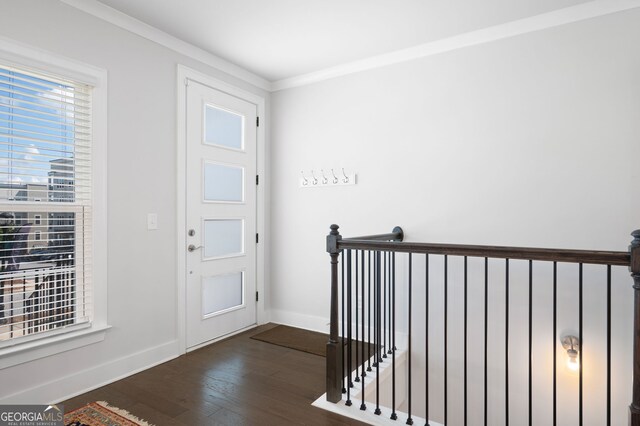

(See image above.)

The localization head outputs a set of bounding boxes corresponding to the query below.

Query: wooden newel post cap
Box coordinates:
[326,224,342,254]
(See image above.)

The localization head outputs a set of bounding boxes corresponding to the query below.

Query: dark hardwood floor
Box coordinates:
[63,324,367,425]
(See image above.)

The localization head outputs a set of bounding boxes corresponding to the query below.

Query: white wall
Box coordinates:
[270,8,640,426]
[0,0,268,403]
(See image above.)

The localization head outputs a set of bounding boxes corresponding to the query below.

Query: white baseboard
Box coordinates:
[0,340,181,404]
[269,309,330,333]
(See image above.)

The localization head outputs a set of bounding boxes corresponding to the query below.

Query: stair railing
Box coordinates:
[326,225,639,425]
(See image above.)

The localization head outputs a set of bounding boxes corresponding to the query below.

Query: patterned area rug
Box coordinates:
[64,401,154,426]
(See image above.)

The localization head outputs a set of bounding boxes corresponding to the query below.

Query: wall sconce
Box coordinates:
[561,335,580,371]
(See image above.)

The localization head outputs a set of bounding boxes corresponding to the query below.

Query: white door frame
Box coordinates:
[176,64,267,353]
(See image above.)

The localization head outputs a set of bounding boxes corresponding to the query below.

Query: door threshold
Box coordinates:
[186,323,258,352]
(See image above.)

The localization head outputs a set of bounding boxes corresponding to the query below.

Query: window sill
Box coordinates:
[0,324,111,370]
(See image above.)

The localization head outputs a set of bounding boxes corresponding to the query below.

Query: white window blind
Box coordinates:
[0,63,92,344]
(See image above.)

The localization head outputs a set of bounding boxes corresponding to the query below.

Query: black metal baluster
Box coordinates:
[389,251,393,355]
[355,251,360,384]
[393,253,397,355]
[407,253,413,425]
[362,250,366,379]
[579,263,583,426]
[342,251,346,394]
[394,253,398,399]
[346,249,353,406]
[607,264,611,426]
[529,260,533,426]
[375,250,382,415]
[464,256,468,426]
[360,251,367,412]
[484,257,488,426]
[426,254,430,426]
[373,251,378,370]
[368,251,372,372]
[505,258,509,426]
[391,252,397,420]
[444,254,448,426]
[553,261,557,426]
[383,252,387,359]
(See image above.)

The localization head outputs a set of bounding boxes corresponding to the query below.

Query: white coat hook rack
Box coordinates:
[299,168,357,188]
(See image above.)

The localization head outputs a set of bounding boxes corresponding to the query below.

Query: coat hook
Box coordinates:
[310,170,318,185]
[301,171,308,186]
[341,168,349,183]
[320,169,328,184]
[331,169,338,184]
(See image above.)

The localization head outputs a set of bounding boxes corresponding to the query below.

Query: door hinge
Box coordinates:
[256,175,259,185]
[256,291,259,302]
[184,78,189,87]
[256,116,259,127]
[256,233,259,244]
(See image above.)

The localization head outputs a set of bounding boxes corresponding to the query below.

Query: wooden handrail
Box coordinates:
[342,226,404,242]
[338,239,629,266]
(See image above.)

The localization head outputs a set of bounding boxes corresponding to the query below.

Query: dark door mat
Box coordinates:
[251,324,377,360]
[251,325,328,356]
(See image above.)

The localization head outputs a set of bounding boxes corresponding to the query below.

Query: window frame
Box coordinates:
[0,37,109,370]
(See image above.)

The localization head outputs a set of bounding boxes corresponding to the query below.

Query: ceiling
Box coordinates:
[94,0,592,82]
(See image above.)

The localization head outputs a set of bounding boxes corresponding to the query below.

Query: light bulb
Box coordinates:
[567,355,579,371]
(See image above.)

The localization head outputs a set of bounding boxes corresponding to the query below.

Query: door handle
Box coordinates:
[188,244,202,252]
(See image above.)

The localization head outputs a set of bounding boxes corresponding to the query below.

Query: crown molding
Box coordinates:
[272,0,640,91]
[61,0,640,93]
[60,0,272,91]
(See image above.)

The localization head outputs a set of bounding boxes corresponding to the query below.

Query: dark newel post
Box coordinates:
[630,230,640,426]
[327,224,342,403]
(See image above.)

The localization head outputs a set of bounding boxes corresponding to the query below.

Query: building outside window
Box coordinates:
[0,62,92,343]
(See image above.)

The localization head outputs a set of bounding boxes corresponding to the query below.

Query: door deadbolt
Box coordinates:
[188,229,196,237]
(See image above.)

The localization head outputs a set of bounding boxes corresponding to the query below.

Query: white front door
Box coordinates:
[185,80,257,348]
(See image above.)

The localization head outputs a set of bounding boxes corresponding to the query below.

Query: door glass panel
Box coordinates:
[204,104,243,150]
[203,162,244,202]
[203,219,243,258]
[202,271,244,316]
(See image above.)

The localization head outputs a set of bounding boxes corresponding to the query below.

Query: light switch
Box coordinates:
[147,213,158,230]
